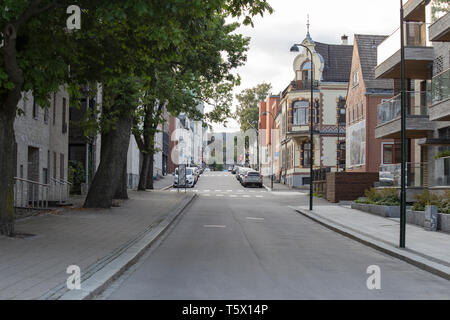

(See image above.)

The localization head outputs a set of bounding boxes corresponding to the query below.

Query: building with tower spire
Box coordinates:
[276,20,353,187]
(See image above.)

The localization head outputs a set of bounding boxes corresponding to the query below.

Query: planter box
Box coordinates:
[438,213,450,233]
[406,209,450,233]
[351,203,400,218]
[406,210,426,227]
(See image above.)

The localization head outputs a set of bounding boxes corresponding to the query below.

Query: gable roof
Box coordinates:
[314,41,353,82]
[354,34,394,91]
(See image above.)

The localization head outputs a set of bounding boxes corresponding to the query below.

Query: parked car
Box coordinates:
[231,165,238,174]
[238,167,251,184]
[173,167,195,188]
[189,167,199,184]
[242,171,263,188]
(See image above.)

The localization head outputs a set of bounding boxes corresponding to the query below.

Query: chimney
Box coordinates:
[341,34,348,45]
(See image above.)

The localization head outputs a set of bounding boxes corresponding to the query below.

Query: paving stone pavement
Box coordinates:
[0,190,189,300]
[294,204,450,268]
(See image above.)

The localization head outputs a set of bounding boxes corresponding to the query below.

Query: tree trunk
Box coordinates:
[138,153,150,190]
[83,112,133,208]
[146,153,154,189]
[0,111,18,236]
[1,24,25,236]
[114,160,128,199]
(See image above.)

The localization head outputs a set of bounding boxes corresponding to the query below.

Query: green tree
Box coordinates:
[235,82,272,169]
[0,0,273,234]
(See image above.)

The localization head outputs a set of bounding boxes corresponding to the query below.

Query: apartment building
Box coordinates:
[374,0,449,193]
[279,32,352,187]
[14,87,70,205]
[259,95,281,178]
[168,104,205,173]
[345,34,395,173]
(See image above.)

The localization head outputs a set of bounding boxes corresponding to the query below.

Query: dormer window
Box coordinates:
[301,61,312,81]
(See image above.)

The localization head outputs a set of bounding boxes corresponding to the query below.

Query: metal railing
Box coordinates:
[431,68,450,105]
[14,177,50,209]
[377,21,428,65]
[50,177,72,204]
[379,162,428,188]
[377,91,431,125]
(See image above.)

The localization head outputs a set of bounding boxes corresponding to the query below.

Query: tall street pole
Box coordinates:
[290,43,314,210]
[400,0,406,248]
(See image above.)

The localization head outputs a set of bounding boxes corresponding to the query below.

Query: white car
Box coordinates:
[173,167,195,188]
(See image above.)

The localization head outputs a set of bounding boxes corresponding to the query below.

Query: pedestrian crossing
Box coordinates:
[170,188,267,198]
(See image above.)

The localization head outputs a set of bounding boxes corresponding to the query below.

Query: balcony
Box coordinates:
[290,80,319,91]
[375,91,434,139]
[375,22,433,79]
[429,11,450,41]
[429,68,450,121]
[379,162,428,188]
[403,0,430,22]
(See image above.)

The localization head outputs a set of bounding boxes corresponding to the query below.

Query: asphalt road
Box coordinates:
[102,171,450,299]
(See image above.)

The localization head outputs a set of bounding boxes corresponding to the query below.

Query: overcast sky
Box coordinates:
[208,0,401,133]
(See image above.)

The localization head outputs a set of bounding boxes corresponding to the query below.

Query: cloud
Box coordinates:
[211,0,400,132]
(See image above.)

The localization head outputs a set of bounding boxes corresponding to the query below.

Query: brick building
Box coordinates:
[345,34,395,173]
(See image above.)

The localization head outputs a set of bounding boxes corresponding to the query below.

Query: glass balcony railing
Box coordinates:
[377,22,428,66]
[379,162,428,188]
[434,156,450,187]
[377,91,431,125]
[431,68,450,105]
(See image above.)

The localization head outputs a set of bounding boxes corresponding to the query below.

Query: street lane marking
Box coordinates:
[242,195,251,198]
[229,195,237,197]
[204,194,211,197]
[246,217,265,221]
[216,194,224,197]
[204,190,210,192]
[203,225,226,228]
[255,195,263,198]
[215,190,222,192]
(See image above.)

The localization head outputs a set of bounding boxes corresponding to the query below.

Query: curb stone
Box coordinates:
[293,207,450,281]
[41,193,197,300]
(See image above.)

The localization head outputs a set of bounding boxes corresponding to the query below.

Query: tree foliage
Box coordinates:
[235,82,272,132]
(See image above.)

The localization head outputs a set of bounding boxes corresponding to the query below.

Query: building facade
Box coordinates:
[14,87,70,204]
[345,34,395,173]
[279,33,352,187]
[374,0,449,192]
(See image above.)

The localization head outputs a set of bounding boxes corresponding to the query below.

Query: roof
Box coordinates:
[354,34,394,90]
[314,41,353,82]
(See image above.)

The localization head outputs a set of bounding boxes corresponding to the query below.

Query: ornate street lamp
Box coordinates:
[290,43,314,211]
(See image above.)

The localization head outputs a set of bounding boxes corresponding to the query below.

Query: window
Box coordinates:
[383,144,394,164]
[293,100,309,125]
[301,61,312,81]
[314,99,320,124]
[44,107,48,124]
[62,98,67,134]
[53,152,57,179]
[33,98,38,119]
[302,143,311,167]
[53,93,56,125]
[352,70,359,87]
[60,153,65,180]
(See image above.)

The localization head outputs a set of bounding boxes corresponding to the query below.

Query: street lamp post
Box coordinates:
[290,43,314,211]
[262,111,276,189]
[399,0,406,248]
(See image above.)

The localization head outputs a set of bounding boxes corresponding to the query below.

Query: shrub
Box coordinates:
[68,160,86,195]
[356,187,400,206]
[412,190,450,214]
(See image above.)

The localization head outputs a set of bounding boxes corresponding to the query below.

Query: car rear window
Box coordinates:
[247,172,260,176]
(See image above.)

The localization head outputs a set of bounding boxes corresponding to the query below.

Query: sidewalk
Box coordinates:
[293,203,450,279]
[153,174,173,190]
[262,176,307,192]
[0,190,193,300]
